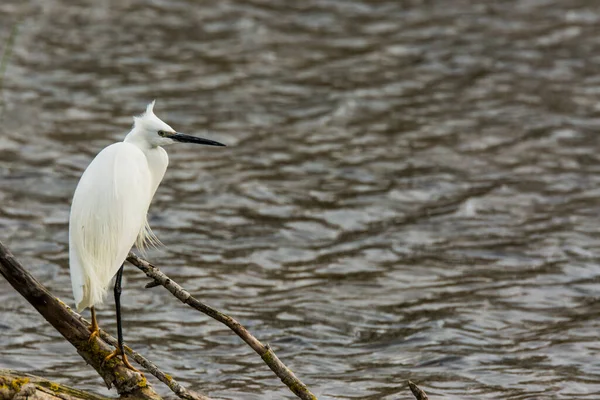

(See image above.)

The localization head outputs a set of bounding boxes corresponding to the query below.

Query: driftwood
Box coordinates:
[0,241,161,400]
[93,329,210,400]
[126,253,317,400]
[408,381,429,400]
[0,241,211,400]
[0,369,109,400]
[0,240,430,399]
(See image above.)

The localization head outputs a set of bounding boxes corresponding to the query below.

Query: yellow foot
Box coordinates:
[89,306,100,342]
[104,348,140,372]
[88,327,100,342]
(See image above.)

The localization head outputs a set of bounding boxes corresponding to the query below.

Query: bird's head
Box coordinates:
[127,101,225,148]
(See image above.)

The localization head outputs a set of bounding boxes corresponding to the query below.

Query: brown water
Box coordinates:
[1,1,600,399]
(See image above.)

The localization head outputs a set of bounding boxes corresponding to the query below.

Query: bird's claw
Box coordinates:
[88,328,100,343]
[104,348,140,372]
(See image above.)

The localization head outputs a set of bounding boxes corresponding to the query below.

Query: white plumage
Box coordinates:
[67,101,224,370]
[69,101,224,312]
[69,143,154,310]
[69,102,169,311]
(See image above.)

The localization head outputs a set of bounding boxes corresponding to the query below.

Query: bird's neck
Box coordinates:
[124,128,153,150]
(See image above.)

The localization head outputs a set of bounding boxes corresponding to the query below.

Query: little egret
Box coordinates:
[69,101,224,370]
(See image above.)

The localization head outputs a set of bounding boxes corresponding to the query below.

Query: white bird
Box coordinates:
[69,101,224,370]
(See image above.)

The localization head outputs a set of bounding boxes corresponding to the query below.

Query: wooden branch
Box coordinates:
[72,313,212,400]
[0,241,161,399]
[0,369,110,400]
[98,332,212,400]
[0,240,215,400]
[408,381,429,400]
[0,239,430,400]
[126,253,318,400]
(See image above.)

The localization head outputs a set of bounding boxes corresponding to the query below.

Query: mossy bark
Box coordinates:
[0,370,109,400]
[0,242,161,400]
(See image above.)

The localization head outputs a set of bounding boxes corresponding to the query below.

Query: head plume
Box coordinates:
[145,100,156,114]
[132,100,173,132]
[125,100,225,148]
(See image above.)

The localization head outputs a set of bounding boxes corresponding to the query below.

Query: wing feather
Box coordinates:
[69,142,152,311]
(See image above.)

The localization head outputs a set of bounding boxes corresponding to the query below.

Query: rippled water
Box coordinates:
[2,1,600,399]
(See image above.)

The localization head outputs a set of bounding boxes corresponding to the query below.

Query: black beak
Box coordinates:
[171,132,226,147]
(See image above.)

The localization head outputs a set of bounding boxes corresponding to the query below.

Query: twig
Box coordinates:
[408,381,429,400]
[127,253,318,400]
[71,312,212,400]
[0,369,110,400]
[0,241,159,399]
[100,332,212,400]
[95,320,211,400]
[0,239,434,400]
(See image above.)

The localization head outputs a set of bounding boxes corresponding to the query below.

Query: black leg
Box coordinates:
[106,263,138,371]
[114,263,125,355]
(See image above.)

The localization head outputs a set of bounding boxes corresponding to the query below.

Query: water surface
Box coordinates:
[2,1,600,399]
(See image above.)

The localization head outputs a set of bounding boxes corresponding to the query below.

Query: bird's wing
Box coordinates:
[69,142,152,310]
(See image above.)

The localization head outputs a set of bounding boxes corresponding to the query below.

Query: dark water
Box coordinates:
[2,1,600,399]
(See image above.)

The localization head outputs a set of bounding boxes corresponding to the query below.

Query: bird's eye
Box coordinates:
[158,130,166,137]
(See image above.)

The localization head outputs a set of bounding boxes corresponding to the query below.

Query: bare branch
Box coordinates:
[0,369,110,400]
[408,381,429,400]
[101,332,211,400]
[1,239,434,400]
[0,240,215,400]
[72,313,213,400]
[0,241,159,399]
[127,253,318,400]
